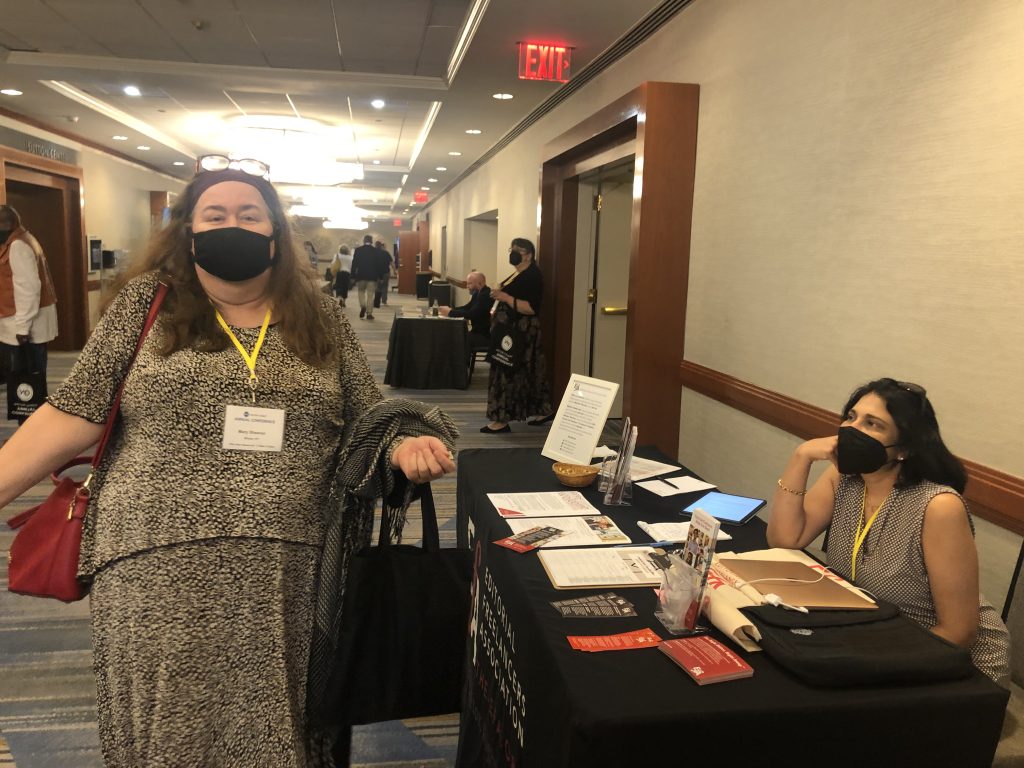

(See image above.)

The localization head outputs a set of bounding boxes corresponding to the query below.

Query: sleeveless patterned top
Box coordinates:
[825,474,1010,682]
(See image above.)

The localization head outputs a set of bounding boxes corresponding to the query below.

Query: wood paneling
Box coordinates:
[680,360,1024,535]
[397,230,417,293]
[540,82,700,458]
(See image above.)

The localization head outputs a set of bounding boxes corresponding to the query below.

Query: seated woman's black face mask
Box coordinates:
[836,426,899,475]
[191,227,275,282]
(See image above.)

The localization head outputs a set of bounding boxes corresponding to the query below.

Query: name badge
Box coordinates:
[222,405,285,451]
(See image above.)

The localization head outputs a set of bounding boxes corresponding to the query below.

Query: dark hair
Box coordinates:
[511,237,535,257]
[841,378,967,493]
[0,204,21,227]
[363,235,373,244]
[103,172,333,367]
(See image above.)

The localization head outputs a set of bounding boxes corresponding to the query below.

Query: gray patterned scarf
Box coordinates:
[307,397,458,724]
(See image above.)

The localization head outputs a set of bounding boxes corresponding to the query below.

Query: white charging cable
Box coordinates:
[761,593,809,613]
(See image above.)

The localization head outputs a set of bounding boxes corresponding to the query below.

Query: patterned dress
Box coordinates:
[825,474,1010,682]
[486,263,552,423]
[48,272,383,766]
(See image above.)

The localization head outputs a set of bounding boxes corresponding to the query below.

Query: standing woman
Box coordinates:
[482,238,552,433]
[767,378,1009,682]
[0,157,454,766]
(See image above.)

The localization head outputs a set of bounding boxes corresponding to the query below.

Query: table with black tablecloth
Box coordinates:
[384,316,470,389]
[454,447,1009,768]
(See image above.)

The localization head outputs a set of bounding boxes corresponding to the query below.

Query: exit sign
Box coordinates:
[392,219,402,227]
[413,190,428,203]
[517,42,573,83]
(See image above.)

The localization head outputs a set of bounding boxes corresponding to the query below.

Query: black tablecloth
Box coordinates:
[384,316,470,389]
[454,447,1009,768]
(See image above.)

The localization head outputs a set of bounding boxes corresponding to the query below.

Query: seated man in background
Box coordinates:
[440,271,492,346]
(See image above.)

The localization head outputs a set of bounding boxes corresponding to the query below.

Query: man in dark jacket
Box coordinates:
[351,234,380,319]
[440,271,492,345]
[373,240,393,308]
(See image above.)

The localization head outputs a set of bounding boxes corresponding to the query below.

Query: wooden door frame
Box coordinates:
[0,146,89,349]
[539,81,700,457]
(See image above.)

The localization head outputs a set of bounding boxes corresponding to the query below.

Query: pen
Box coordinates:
[614,540,681,548]
[659,477,677,489]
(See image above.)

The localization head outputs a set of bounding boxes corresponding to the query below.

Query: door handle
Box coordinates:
[600,306,627,316]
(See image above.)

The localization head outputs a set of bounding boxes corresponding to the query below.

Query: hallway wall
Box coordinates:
[422,0,1024,600]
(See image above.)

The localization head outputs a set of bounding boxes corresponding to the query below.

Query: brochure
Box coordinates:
[505,515,630,547]
[551,592,637,618]
[660,636,754,684]
[493,525,566,553]
[636,520,732,543]
[568,628,662,652]
[488,491,600,518]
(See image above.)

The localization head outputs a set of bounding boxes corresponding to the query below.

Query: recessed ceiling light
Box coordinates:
[123,85,141,97]
[137,145,151,151]
[448,151,462,156]
[465,129,482,134]
[112,135,128,141]
[173,161,185,166]
[420,186,430,191]
[0,89,23,96]
[435,167,447,171]
[492,93,513,100]
[427,178,438,182]
[372,159,381,165]
[370,98,386,109]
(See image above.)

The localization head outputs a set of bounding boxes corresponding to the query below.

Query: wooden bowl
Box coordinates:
[552,462,600,488]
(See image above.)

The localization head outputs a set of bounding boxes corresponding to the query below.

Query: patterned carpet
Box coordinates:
[0,289,553,767]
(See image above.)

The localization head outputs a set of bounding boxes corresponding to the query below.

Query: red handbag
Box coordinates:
[6,282,169,602]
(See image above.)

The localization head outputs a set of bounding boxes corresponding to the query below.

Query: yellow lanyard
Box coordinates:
[851,484,890,581]
[215,309,271,403]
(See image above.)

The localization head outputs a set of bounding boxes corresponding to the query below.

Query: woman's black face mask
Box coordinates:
[191,227,275,282]
[836,426,899,475]
[509,249,523,266]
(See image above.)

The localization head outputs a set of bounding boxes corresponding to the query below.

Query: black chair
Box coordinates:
[467,334,490,378]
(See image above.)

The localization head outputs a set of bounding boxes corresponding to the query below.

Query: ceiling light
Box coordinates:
[173,161,185,166]
[123,85,141,97]
[448,151,462,156]
[370,98,386,109]
[492,93,514,100]
[0,89,23,96]
[427,178,438,182]
[372,159,381,165]
[420,186,430,190]
[435,166,447,172]
[112,135,128,141]
[465,129,481,134]
[137,145,151,151]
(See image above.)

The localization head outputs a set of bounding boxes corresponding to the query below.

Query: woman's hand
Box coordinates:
[797,435,838,466]
[490,289,511,305]
[391,436,456,484]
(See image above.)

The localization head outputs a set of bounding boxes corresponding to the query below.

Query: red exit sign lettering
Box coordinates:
[517,42,573,83]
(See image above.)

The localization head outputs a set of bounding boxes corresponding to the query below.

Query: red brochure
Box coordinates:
[659,635,753,684]
[567,627,662,652]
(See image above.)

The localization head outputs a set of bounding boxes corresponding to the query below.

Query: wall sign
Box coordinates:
[517,42,573,83]
[413,190,428,203]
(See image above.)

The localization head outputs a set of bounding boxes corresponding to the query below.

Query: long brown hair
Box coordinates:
[104,173,334,367]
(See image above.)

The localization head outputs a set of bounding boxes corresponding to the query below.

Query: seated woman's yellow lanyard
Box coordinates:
[215,309,271,404]
[851,484,890,581]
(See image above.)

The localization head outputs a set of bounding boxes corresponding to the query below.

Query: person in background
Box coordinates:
[0,205,59,389]
[330,244,353,307]
[440,270,491,343]
[303,240,319,270]
[481,238,553,433]
[373,240,392,307]
[767,377,1009,682]
[0,159,455,765]
[351,234,380,320]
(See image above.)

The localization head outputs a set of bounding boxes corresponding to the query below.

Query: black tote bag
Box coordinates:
[486,311,524,369]
[331,485,473,725]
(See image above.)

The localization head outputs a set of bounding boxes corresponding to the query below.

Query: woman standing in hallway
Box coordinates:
[767,377,1009,682]
[330,244,353,306]
[0,158,455,766]
[481,238,552,433]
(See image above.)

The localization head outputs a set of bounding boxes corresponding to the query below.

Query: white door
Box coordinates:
[588,164,633,417]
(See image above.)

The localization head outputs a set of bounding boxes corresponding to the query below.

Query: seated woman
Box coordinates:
[767,377,1009,682]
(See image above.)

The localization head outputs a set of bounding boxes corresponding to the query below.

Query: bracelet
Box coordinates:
[777,478,807,496]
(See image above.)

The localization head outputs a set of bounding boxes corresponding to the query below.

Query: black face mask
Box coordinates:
[0,229,12,244]
[192,227,275,282]
[836,426,898,475]
[509,250,523,266]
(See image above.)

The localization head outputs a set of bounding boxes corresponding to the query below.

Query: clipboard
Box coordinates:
[716,558,877,610]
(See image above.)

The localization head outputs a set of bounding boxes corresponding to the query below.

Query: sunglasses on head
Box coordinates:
[196,154,271,179]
